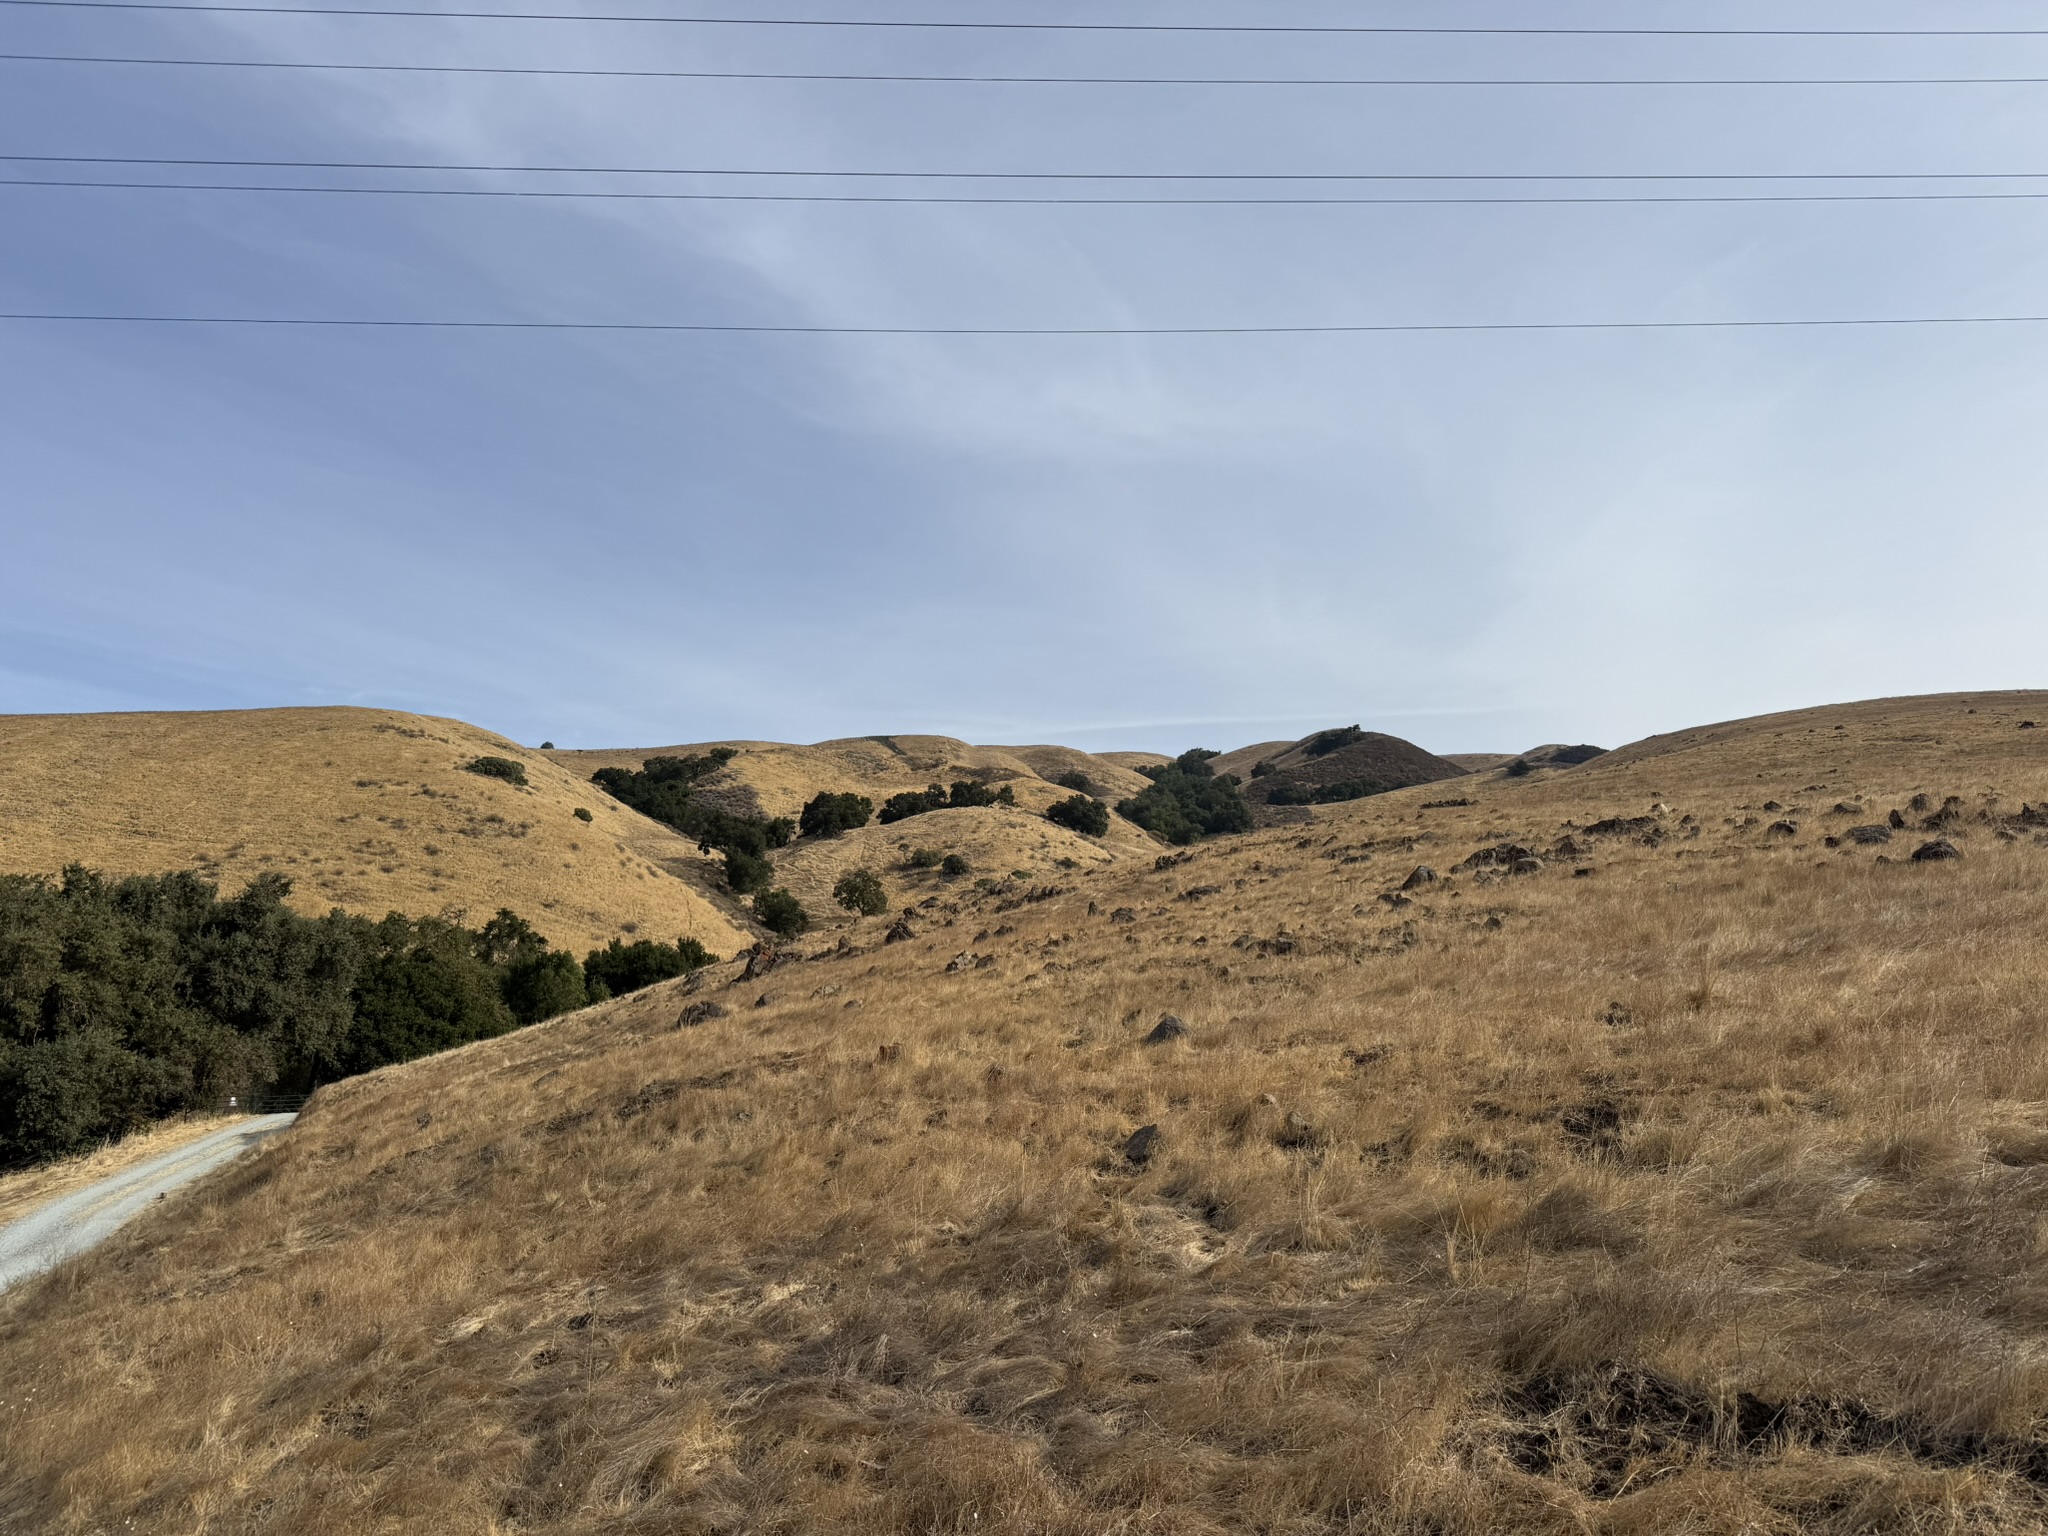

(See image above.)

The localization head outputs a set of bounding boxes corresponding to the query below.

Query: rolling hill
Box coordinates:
[0,707,752,956]
[7,691,2048,1531]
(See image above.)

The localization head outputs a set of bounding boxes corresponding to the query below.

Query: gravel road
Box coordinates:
[0,1114,297,1293]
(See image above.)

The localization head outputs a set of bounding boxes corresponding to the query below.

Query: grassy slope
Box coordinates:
[548,736,1163,912]
[5,692,2048,1531]
[0,707,751,956]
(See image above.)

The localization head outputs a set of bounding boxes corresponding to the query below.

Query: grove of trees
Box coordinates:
[0,867,717,1167]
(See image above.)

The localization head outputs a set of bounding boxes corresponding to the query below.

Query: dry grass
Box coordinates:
[0,707,750,955]
[545,735,1158,825]
[547,735,1165,921]
[4,691,2048,1533]
[0,1115,246,1230]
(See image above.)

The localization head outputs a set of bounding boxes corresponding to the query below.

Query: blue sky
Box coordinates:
[4,1,2047,753]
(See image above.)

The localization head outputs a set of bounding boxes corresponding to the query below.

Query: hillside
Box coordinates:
[546,734,1157,822]
[0,708,751,956]
[6,691,2048,1531]
[548,735,1163,909]
[1234,727,1470,809]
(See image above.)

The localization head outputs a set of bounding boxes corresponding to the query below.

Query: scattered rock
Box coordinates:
[676,1001,728,1029]
[1145,1015,1190,1045]
[1912,839,1962,863]
[1829,802,1861,816]
[1602,1002,1634,1027]
[1763,800,1784,813]
[1379,892,1414,909]
[1573,867,1595,878]
[1909,794,1932,813]
[1401,865,1439,890]
[1510,856,1544,876]
[754,993,776,1008]
[1921,796,1967,829]
[1457,842,1539,873]
[1177,885,1223,902]
[2022,721,2039,730]
[1845,824,1893,846]
[741,944,781,981]
[1888,809,1907,830]
[1123,1124,1162,1167]
[1765,820,1799,838]
[944,952,980,974]
[1582,816,1659,838]
[884,915,917,944]
[1109,907,1137,925]
[1552,836,1587,859]
[877,1042,901,1063]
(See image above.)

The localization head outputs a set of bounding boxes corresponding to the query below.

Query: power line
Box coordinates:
[16,177,2048,206]
[5,311,2047,335]
[10,52,2048,84]
[10,155,2048,183]
[8,0,2048,37]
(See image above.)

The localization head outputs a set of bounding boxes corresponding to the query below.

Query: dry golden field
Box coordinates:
[5,690,2048,1533]
[0,708,751,955]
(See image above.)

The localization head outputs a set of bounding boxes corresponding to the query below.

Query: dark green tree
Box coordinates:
[1046,795,1111,836]
[1117,751,1253,845]
[800,792,875,838]
[832,868,889,916]
[754,888,810,937]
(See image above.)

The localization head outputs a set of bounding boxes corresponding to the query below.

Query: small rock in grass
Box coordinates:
[1400,865,1438,890]
[676,1001,729,1029]
[1845,824,1893,846]
[1912,839,1962,863]
[1123,1124,1162,1167]
[1145,1015,1190,1045]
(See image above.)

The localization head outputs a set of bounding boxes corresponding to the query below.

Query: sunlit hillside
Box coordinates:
[5,691,2048,1532]
[0,707,751,956]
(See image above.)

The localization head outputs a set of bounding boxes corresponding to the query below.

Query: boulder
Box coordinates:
[1911,839,1962,863]
[1845,824,1893,846]
[1456,842,1538,873]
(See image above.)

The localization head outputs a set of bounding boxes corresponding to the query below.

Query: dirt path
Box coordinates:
[0,1115,296,1292]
